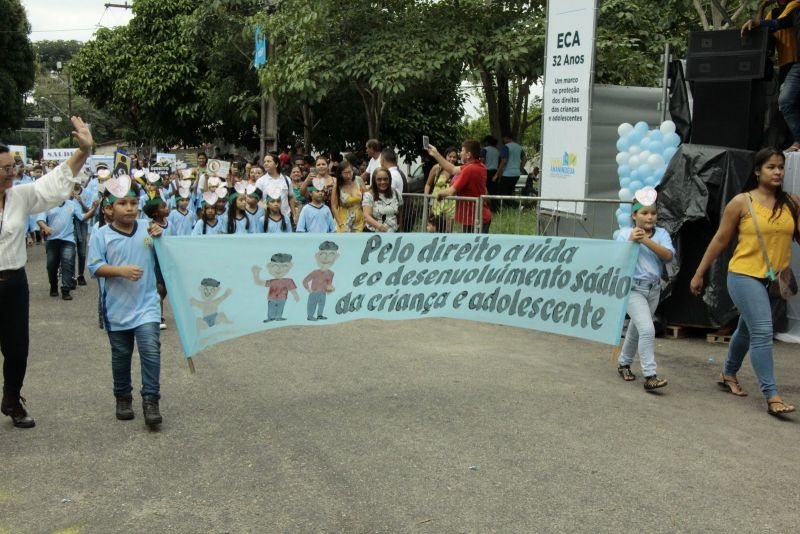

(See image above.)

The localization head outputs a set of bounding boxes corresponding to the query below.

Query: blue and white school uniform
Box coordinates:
[295,203,335,233]
[244,206,265,231]
[35,200,83,243]
[255,214,293,233]
[192,219,225,235]
[88,222,160,331]
[219,213,250,234]
[167,209,195,236]
[615,226,675,377]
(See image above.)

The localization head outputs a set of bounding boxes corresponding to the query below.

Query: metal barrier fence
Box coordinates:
[402,193,630,239]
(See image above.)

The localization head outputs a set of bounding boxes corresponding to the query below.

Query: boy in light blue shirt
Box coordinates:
[88,182,165,427]
[36,197,92,300]
[295,186,335,233]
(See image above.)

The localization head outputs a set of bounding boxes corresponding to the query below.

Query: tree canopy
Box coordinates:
[0,0,36,132]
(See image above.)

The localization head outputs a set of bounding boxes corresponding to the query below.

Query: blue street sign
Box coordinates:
[254,25,267,68]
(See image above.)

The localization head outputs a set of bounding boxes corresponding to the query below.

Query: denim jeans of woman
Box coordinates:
[618,280,660,377]
[725,272,779,399]
[106,322,161,400]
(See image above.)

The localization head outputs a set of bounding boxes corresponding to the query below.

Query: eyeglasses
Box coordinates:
[0,165,16,175]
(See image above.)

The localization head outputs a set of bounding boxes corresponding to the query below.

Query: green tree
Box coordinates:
[0,0,36,132]
[32,40,83,72]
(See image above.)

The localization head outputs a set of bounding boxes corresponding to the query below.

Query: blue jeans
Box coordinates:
[74,220,88,277]
[779,62,800,143]
[106,322,161,400]
[725,272,779,399]
[618,280,660,377]
[45,239,75,291]
[307,292,326,319]
[267,299,287,320]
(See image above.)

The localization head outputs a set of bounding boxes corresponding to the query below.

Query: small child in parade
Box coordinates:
[295,184,336,233]
[166,188,196,236]
[221,187,251,235]
[192,194,225,235]
[615,187,675,390]
[244,186,265,230]
[142,197,170,329]
[87,176,165,427]
[258,190,293,234]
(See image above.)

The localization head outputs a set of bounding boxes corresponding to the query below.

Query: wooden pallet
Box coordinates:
[665,324,733,344]
[706,332,732,344]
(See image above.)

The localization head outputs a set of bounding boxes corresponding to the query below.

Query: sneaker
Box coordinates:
[142,399,162,427]
[159,318,167,330]
[49,287,58,297]
[644,375,668,390]
[77,276,87,286]
[115,395,134,420]
[61,290,72,301]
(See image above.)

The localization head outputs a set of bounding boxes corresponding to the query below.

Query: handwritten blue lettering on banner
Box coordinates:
[154,234,639,357]
[254,25,267,67]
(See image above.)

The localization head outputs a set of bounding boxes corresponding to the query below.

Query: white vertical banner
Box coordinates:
[540,0,597,216]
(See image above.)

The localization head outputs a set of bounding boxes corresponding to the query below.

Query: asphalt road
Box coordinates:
[1,244,799,534]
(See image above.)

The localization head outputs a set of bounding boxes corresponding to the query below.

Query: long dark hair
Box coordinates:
[263,209,288,232]
[743,148,799,239]
[201,204,216,235]
[333,160,356,192]
[226,196,249,234]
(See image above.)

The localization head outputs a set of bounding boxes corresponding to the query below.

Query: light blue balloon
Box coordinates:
[620,203,631,213]
[637,163,652,177]
[616,137,631,152]
[644,175,658,186]
[664,132,681,147]
[612,229,621,240]
[629,180,643,191]
[649,130,663,142]
[630,169,639,181]
[617,213,631,227]
[652,167,665,183]
[663,146,678,161]
[640,138,651,151]
[619,177,631,188]
[617,164,631,178]
[648,141,664,154]
[628,132,643,146]
[634,121,649,134]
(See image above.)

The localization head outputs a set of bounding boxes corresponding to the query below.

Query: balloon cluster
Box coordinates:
[614,120,681,235]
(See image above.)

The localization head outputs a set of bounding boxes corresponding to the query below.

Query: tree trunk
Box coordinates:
[479,65,501,140]
[510,77,530,140]
[354,81,384,139]
[301,103,314,150]
[497,68,511,137]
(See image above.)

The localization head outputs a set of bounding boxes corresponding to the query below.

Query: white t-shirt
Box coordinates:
[255,174,292,217]
[387,166,404,194]
[365,156,381,179]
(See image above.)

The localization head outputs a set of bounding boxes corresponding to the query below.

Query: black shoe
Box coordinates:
[115,395,134,420]
[316,315,327,320]
[77,276,87,286]
[70,279,77,290]
[61,290,72,301]
[142,399,162,427]
[1,390,36,428]
[49,287,58,297]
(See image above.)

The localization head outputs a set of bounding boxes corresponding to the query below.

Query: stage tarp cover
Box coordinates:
[657,144,754,328]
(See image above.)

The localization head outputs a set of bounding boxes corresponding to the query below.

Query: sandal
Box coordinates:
[718,373,747,397]
[644,375,668,390]
[767,398,796,416]
[617,365,636,381]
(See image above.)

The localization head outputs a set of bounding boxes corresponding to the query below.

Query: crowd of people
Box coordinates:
[1,117,798,431]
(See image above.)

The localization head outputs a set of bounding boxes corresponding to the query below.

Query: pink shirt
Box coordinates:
[265,278,297,300]
[303,269,334,292]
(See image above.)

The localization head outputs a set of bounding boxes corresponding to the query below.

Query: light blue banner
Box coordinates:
[155,234,639,357]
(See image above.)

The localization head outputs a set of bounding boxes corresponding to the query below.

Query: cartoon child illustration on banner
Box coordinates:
[251,253,300,322]
[190,278,233,330]
[303,241,339,321]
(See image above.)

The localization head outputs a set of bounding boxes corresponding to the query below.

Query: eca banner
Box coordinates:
[155,234,638,357]
[540,0,597,216]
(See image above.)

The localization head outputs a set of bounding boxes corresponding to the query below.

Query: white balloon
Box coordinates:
[616,151,630,165]
[660,120,676,135]
[617,123,634,137]
[628,156,641,168]
[647,154,665,169]
[629,146,642,156]
[639,150,652,162]
[618,188,632,201]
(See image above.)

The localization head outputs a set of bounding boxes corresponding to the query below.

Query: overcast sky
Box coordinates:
[21,0,134,42]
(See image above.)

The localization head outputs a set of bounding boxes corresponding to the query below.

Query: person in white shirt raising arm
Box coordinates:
[0,116,93,428]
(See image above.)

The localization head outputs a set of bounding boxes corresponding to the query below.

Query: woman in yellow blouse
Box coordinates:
[691,148,800,416]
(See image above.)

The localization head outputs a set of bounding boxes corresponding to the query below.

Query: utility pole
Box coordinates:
[104,2,132,9]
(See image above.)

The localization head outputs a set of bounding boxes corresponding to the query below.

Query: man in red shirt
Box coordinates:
[432,140,492,233]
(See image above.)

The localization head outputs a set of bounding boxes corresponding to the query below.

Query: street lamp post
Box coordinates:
[56,61,73,147]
